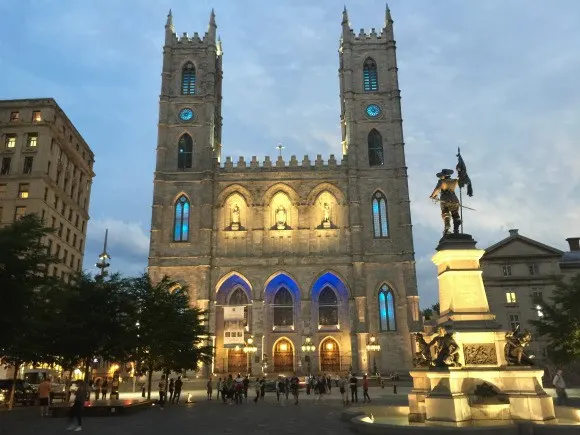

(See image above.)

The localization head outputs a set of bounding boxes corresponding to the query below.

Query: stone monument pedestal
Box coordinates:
[409,233,555,424]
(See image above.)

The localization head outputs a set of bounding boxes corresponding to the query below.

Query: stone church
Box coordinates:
[148,6,420,376]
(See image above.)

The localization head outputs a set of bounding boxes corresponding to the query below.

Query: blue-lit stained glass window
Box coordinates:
[372,191,388,238]
[177,134,193,170]
[368,129,384,166]
[173,195,190,242]
[319,286,339,326]
[363,58,378,91]
[181,62,196,95]
[273,287,293,327]
[379,285,396,331]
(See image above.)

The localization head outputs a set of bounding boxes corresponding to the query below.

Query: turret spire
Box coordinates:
[166,9,173,28]
[342,5,349,25]
[385,3,392,26]
[208,8,217,41]
[341,5,351,41]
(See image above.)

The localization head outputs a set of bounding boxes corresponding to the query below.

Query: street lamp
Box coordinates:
[366,334,381,376]
[243,336,257,375]
[301,337,316,374]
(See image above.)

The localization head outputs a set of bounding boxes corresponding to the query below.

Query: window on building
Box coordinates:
[76,258,81,270]
[368,129,384,166]
[18,183,29,199]
[31,111,42,123]
[47,161,51,176]
[229,287,249,326]
[79,238,84,251]
[51,217,56,228]
[5,134,16,148]
[27,133,38,147]
[1,157,11,175]
[502,265,512,276]
[41,209,45,221]
[318,286,339,326]
[363,57,378,91]
[528,264,539,276]
[58,223,63,237]
[54,195,58,208]
[173,195,190,242]
[378,284,396,331]
[43,187,48,201]
[273,287,293,327]
[10,111,19,122]
[177,134,193,170]
[69,254,74,268]
[55,244,61,258]
[66,228,70,243]
[532,289,543,303]
[75,215,79,227]
[23,157,33,174]
[505,291,517,303]
[73,233,77,248]
[508,313,520,331]
[63,249,68,264]
[0,184,6,196]
[68,208,72,221]
[14,206,27,220]
[372,191,389,238]
[181,62,196,95]
[46,239,52,255]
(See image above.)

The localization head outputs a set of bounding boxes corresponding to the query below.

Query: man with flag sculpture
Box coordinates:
[429,149,473,235]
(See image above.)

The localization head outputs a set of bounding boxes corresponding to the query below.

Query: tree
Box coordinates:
[530,274,580,365]
[50,273,137,380]
[129,274,212,399]
[421,303,440,321]
[0,214,59,409]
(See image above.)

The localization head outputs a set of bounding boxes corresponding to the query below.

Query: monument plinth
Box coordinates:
[408,233,555,424]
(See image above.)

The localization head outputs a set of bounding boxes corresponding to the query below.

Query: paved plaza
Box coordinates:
[1,386,578,435]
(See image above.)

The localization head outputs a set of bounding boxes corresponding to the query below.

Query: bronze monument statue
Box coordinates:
[430,169,462,235]
[504,328,534,366]
[412,332,432,367]
[429,326,462,368]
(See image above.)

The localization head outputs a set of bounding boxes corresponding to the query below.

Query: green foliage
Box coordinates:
[530,274,580,365]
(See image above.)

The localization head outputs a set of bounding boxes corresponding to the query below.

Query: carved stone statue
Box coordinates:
[504,329,534,366]
[412,333,432,367]
[429,169,461,235]
[323,203,331,222]
[429,326,462,367]
[231,204,240,231]
[275,205,287,230]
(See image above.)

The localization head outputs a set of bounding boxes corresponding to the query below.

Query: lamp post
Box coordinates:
[243,336,257,376]
[95,229,111,280]
[301,337,316,374]
[366,334,381,377]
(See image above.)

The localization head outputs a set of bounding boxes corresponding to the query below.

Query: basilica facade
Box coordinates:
[148,7,420,376]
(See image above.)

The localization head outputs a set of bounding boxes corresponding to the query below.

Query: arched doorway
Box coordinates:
[228,347,247,374]
[273,338,294,373]
[320,337,340,373]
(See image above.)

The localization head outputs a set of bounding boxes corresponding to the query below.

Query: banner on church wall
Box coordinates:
[223,306,245,348]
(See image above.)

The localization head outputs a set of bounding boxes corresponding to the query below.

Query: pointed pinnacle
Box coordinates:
[166,9,173,27]
[342,5,349,25]
[385,2,392,23]
[210,8,216,26]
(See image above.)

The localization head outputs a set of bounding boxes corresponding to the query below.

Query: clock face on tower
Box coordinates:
[179,108,194,122]
[366,104,382,118]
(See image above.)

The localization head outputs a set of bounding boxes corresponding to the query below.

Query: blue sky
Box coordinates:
[1,0,579,308]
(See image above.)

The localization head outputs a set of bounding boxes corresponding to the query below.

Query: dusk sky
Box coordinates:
[1,0,579,308]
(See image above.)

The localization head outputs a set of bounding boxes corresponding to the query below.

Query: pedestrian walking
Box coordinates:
[67,380,86,432]
[349,373,358,403]
[100,378,108,400]
[168,378,175,403]
[216,377,222,400]
[290,372,300,405]
[243,375,249,401]
[253,378,261,403]
[173,376,183,404]
[38,377,51,417]
[158,375,167,409]
[338,376,347,407]
[362,374,371,402]
[94,378,101,400]
[207,376,213,400]
[315,376,326,404]
[260,377,266,400]
[553,369,568,406]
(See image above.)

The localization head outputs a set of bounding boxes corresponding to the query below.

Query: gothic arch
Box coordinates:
[262,183,300,206]
[262,270,301,301]
[216,184,253,207]
[309,270,351,299]
[318,336,340,353]
[215,271,253,303]
[180,61,197,95]
[305,182,346,206]
[363,57,379,92]
[171,191,191,204]
[177,133,194,170]
[373,280,402,300]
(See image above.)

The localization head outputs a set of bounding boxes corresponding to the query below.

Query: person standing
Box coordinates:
[253,378,261,403]
[362,374,371,402]
[100,378,108,400]
[38,377,51,417]
[216,377,222,401]
[243,375,249,401]
[173,376,183,404]
[553,369,568,406]
[349,373,358,403]
[67,380,86,432]
[168,378,175,403]
[315,376,325,405]
[260,377,266,400]
[94,378,101,400]
[290,372,300,405]
[158,375,167,409]
[338,376,347,407]
[207,377,213,400]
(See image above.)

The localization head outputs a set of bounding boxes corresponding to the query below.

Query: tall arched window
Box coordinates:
[173,195,190,242]
[372,191,389,238]
[319,286,339,326]
[273,288,293,327]
[378,285,396,331]
[363,58,378,91]
[177,134,193,170]
[368,129,384,166]
[229,287,249,327]
[181,62,196,95]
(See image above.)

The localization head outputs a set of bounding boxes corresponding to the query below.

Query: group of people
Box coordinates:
[157,374,184,408]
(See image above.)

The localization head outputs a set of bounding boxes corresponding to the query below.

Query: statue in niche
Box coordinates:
[429,326,462,368]
[275,205,287,230]
[231,204,240,231]
[504,328,534,365]
[322,202,331,228]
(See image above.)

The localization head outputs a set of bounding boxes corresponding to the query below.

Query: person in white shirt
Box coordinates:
[552,369,567,406]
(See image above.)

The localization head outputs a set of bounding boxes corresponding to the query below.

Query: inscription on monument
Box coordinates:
[463,343,497,365]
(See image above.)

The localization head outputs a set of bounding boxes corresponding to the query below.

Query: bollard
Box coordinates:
[393,382,397,394]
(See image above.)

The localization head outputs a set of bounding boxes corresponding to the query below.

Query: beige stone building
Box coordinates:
[480,229,565,361]
[0,98,94,281]
[560,237,580,281]
[147,7,420,376]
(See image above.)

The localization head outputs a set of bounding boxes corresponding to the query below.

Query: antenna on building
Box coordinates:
[96,229,111,280]
[276,143,285,157]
